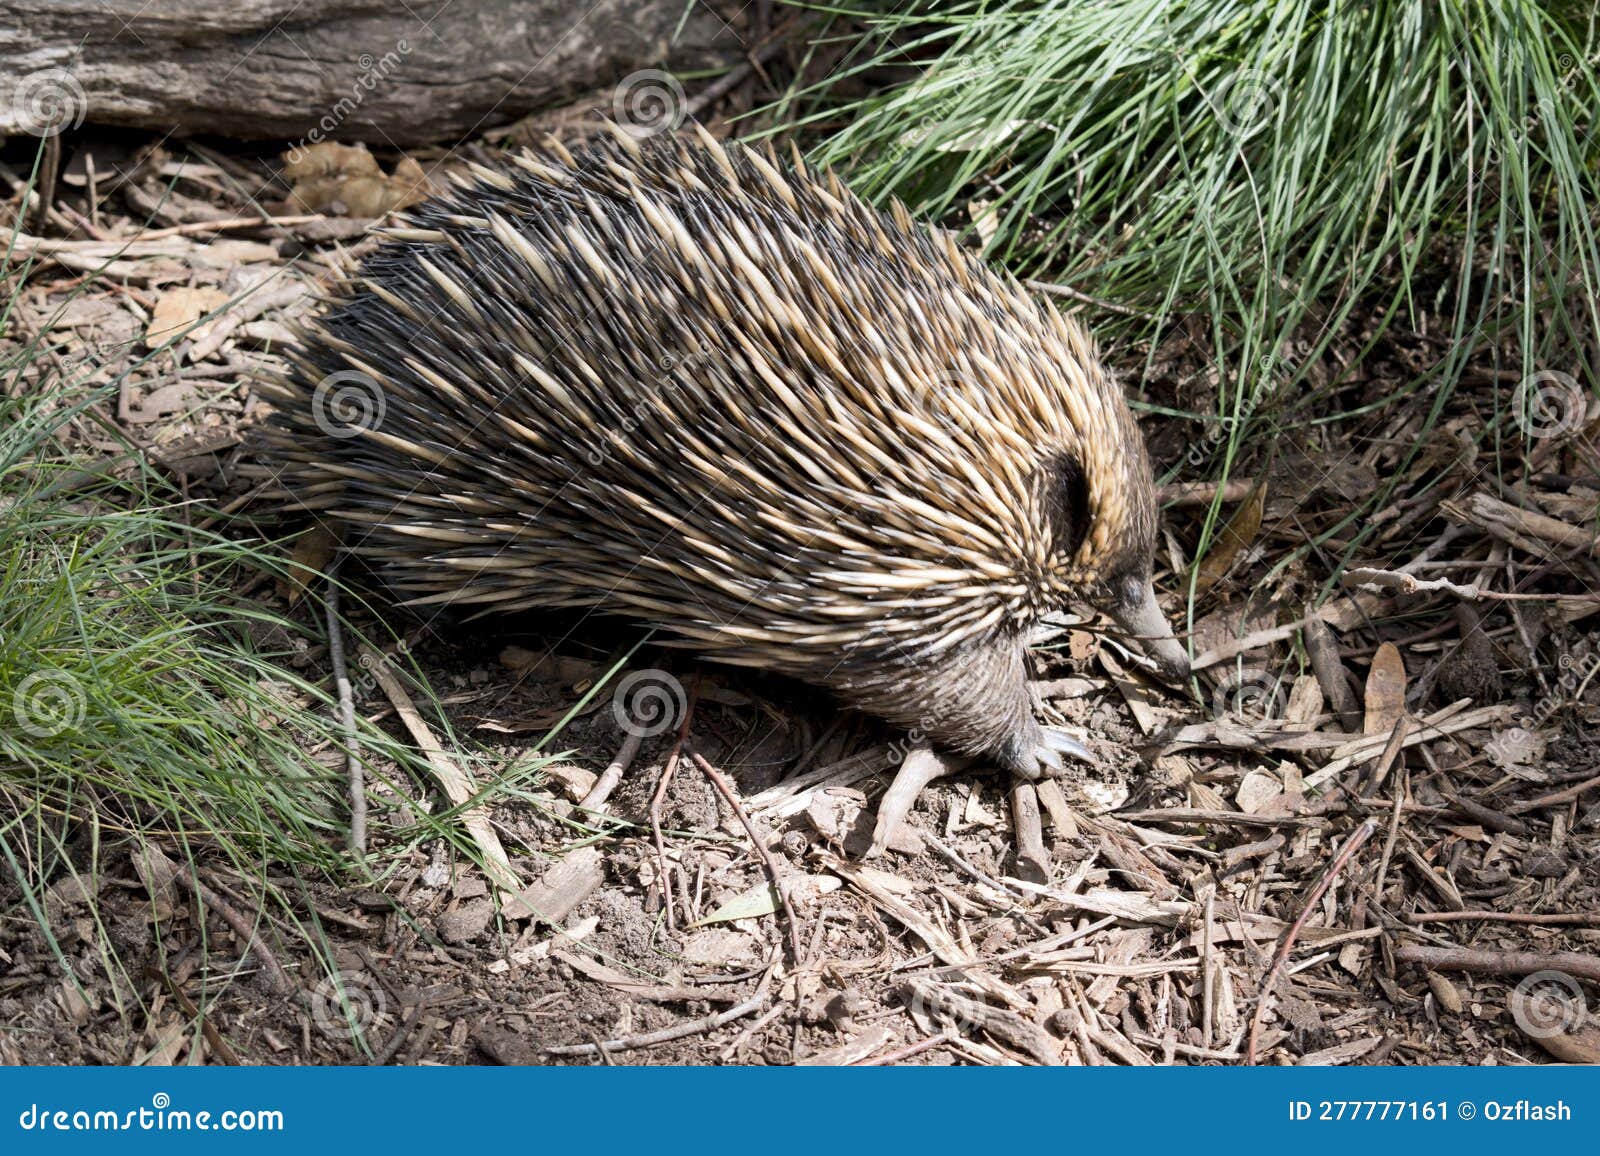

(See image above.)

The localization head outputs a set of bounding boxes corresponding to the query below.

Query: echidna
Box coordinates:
[261,125,1189,779]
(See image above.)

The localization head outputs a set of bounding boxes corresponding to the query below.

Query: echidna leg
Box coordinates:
[840,632,1092,781]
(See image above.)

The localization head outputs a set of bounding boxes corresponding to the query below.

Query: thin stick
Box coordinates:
[1025,278,1159,319]
[1245,820,1377,1064]
[1404,910,1600,927]
[1342,565,1600,602]
[324,565,365,857]
[922,831,1028,901]
[691,751,803,965]
[132,214,327,240]
[1510,771,1600,814]
[359,643,523,901]
[1201,886,1216,1051]
[1371,772,1406,904]
[542,991,768,1057]
[1394,945,1600,984]
[647,674,699,931]
[578,729,643,814]
[171,866,294,996]
[852,1034,948,1066]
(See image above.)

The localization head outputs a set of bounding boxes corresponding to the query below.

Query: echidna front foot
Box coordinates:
[996,720,1094,782]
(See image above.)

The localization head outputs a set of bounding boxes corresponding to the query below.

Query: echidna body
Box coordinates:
[262,126,1188,778]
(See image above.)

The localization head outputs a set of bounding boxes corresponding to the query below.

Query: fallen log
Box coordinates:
[0,1,737,145]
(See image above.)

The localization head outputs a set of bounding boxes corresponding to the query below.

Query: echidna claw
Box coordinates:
[1040,727,1094,769]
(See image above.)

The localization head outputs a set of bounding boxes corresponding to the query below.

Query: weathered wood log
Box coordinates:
[0,1,738,144]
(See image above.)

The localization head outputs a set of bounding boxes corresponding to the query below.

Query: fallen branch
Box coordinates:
[577,729,643,814]
[691,751,804,966]
[1509,770,1600,815]
[868,746,963,857]
[1342,565,1600,603]
[1394,945,1600,984]
[1404,910,1600,927]
[170,865,294,996]
[324,568,365,857]
[1441,492,1600,560]
[1010,782,1050,884]
[901,978,1064,1066]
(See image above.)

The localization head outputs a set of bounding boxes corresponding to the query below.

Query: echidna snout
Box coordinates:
[1109,576,1192,685]
[259,125,1187,780]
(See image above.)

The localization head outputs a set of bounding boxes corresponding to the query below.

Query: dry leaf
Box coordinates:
[692,874,841,926]
[1195,482,1265,591]
[1362,642,1407,735]
[1485,726,1547,768]
[1236,769,1284,815]
[281,525,339,604]
[145,285,230,348]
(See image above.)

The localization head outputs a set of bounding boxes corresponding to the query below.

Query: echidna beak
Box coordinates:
[1111,580,1191,684]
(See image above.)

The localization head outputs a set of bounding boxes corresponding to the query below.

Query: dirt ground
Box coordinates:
[1,120,1597,1067]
